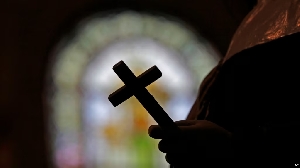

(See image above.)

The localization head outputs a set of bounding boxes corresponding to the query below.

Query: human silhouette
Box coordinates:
[148,0,300,166]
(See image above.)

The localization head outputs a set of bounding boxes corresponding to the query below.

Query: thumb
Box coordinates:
[171,120,199,137]
[174,120,197,126]
[148,120,198,139]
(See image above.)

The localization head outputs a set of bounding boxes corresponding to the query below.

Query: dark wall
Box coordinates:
[0,0,253,167]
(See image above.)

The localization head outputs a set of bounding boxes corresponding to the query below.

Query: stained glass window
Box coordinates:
[47,11,220,168]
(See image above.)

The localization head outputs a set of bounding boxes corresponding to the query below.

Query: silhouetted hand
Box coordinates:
[148,120,233,166]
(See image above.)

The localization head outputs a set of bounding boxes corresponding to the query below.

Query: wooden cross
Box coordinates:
[108,60,180,135]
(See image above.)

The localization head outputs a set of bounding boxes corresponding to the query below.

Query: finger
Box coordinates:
[174,120,197,126]
[158,139,176,153]
[158,138,190,153]
[165,153,188,166]
[149,121,198,139]
[158,140,168,153]
[148,125,165,139]
[165,153,174,165]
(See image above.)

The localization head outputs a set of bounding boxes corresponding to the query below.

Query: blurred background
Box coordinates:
[0,0,257,168]
[48,11,219,168]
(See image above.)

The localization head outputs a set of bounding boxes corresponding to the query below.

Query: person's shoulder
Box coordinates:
[223,31,300,68]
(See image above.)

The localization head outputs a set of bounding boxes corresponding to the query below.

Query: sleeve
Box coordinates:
[186,64,220,120]
[223,39,300,160]
[185,90,201,120]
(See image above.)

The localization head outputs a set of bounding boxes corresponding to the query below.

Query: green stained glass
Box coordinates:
[130,133,156,168]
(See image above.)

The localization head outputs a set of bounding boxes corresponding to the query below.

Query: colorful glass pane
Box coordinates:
[48,11,220,168]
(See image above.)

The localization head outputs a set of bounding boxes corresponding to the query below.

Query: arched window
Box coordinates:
[47,11,220,168]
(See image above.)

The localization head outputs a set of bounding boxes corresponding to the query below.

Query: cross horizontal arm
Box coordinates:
[108,65,162,107]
